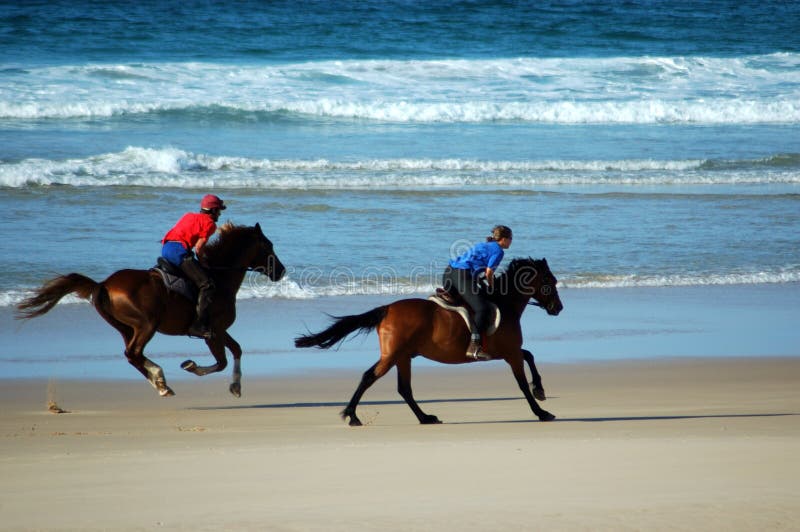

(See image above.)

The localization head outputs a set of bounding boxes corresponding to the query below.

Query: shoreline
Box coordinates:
[1,356,798,531]
[2,283,799,381]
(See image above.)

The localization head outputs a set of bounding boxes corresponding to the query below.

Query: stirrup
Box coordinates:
[467,350,492,361]
[466,340,491,361]
[187,324,214,340]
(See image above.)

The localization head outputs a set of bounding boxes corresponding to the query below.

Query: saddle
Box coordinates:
[428,288,500,336]
[150,257,197,302]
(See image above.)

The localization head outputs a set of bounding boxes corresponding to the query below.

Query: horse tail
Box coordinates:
[294,306,388,349]
[15,273,99,319]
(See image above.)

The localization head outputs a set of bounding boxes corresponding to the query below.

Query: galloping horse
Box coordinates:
[295,257,562,425]
[16,222,285,397]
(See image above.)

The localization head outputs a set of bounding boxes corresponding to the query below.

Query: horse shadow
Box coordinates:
[448,412,798,425]
[190,396,524,411]
[189,399,797,424]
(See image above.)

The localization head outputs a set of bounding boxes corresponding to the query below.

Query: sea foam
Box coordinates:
[3,147,799,189]
[2,54,799,124]
[4,270,798,308]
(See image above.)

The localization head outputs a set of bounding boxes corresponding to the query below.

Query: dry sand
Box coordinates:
[1,357,798,531]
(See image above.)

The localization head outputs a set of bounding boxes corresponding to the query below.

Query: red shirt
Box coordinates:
[162,212,217,249]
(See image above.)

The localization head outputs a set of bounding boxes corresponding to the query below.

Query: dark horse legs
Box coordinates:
[509,357,555,421]
[396,356,441,424]
[343,354,550,425]
[522,349,547,401]
[343,356,442,426]
[341,362,380,426]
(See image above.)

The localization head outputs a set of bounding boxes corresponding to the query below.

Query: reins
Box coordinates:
[206,264,256,272]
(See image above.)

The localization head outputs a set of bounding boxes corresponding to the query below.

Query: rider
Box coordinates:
[161,194,226,339]
[443,225,513,360]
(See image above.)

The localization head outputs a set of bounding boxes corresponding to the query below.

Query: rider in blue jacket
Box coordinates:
[443,225,513,360]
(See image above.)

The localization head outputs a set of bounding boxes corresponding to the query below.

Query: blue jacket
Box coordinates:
[449,241,504,276]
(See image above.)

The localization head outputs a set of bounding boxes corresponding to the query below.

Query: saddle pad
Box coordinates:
[427,294,500,336]
[151,267,196,303]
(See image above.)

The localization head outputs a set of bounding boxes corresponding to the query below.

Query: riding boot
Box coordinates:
[466,333,491,361]
[188,288,214,340]
[180,256,215,340]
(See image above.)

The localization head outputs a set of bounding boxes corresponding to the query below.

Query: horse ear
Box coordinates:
[255,222,262,234]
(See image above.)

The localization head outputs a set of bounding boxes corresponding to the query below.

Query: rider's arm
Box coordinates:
[193,237,208,261]
[485,267,495,288]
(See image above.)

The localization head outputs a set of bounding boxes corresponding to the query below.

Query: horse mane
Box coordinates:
[202,221,255,266]
[498,257,544,281]
[491,257,549,304]
[503,257,538,278]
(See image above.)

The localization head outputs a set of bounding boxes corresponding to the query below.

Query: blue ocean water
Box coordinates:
[1,0,799,305]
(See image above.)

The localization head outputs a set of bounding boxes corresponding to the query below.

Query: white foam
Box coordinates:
[1,290,86,308]
[2,98,797,125]
[4,147,799,189]
[4,270,798,308]
[560,270,800,289]
[2,54,799,124]
[270,98,800,124]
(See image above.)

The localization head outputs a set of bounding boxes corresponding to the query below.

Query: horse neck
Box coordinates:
[505,292,532,320]
[493,274,533,320]
[211,267,248,295]
[206,245,255,296]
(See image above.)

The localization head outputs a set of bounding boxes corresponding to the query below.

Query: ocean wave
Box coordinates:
[2,54,799,124]
[4,270,798,307]
[3,98,799,125]
[559,270,800,289]
[3,147,800,189]
[271,99,800,125]
[701,153,800,170]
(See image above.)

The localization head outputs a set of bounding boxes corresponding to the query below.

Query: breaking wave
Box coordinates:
[3,147,799,189]
[4,269,798,307]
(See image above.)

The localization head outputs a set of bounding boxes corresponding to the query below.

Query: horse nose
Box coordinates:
[271,261,286,281]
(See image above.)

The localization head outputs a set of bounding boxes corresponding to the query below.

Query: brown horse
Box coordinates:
[295,257,562,425]
[16,222,285,397]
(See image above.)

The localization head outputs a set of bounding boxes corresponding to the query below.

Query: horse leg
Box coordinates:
[95,298,170,395]
[508,357,554,421]
[105,320,147,381]
[125,327,173,397]
[181,335,228,377]
[342,363,378,426]
[522,348,546,401]
[396,356,440,424]
[342,359,393,426]
[223,333,244,397]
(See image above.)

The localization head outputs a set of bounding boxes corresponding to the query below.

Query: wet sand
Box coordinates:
[1,356,798,531]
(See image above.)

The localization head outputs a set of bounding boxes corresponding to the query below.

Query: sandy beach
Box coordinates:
[1,356,798,531]
[4,2,800,530]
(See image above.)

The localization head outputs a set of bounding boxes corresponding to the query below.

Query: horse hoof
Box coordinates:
[181,360,197,372]
[159,386,175,397]
[229,382,241,398]
[538,411,556,422]
[421,415,441,425]
[532,386,547,401]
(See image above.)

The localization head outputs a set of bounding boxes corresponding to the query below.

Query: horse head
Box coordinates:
[251,222,286,282]
[506,257,563,316]
[210,222,286,282]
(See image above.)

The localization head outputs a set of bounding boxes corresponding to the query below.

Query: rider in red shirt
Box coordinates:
[161,194,226,339]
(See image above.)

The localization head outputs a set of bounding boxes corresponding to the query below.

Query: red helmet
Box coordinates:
[200,194,226,211]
